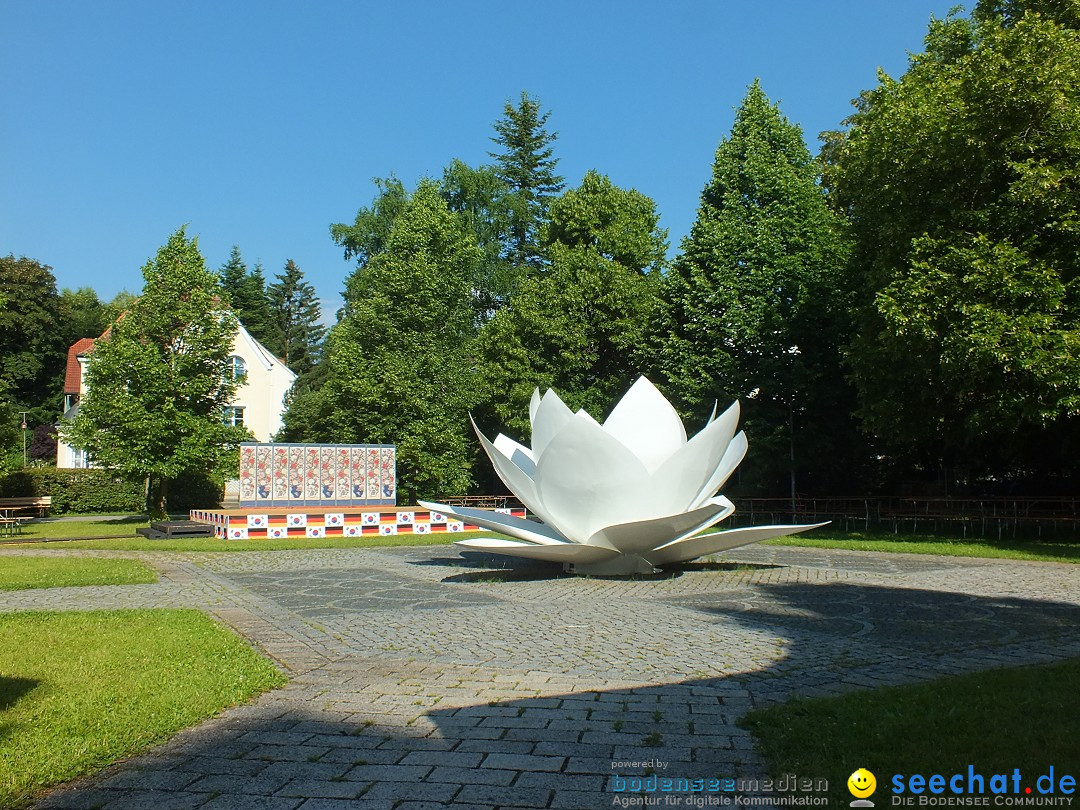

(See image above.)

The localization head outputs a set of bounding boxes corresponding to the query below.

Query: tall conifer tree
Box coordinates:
[267,259,325,375]
[489,91,564,269]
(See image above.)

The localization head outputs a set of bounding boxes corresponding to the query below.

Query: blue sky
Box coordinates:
[2,0,956,321]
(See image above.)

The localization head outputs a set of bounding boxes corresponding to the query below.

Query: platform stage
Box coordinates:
[189,506,525,540]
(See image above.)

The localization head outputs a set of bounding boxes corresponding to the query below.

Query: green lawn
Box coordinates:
[0,609,285,808]
[0,556,157,590]
[739,656,1080,806]
[764,529,1080,563]
[8,516,149,541]
[56,530,485,552]
[14,516,1080,563]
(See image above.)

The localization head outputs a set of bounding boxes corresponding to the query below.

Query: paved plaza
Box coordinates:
[2,542,1079,810]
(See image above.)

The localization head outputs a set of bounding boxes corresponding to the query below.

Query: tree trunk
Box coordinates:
[145,475,168,519]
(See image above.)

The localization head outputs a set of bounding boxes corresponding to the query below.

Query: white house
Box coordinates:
[56,321,297,468]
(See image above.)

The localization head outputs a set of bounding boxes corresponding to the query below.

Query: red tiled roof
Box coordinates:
[63,338,97,394]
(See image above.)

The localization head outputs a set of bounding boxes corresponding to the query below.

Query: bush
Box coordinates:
[0,468,224,515]
[167,471,223,513]
[0,469,142,514]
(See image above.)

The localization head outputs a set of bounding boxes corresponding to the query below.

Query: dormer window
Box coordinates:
[227,355,247,382]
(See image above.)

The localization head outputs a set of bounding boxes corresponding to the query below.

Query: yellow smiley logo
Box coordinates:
[848,768,877,798]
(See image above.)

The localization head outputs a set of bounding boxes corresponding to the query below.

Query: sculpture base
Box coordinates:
[566,554,659,577]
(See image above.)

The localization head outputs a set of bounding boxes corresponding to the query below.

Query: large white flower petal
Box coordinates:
[586,496,735,556]
[455,537,619,564]
[650,401,741,515]
[704,400,717,427]
[493,433,536,477]
[471,417,563,532]
[534,412,653,546]
[601,377,687,473]
[689,430,748,509]
[529,387,542,424]
[648,522,829,566]
[531,388,574,460]
[419,500,567,545]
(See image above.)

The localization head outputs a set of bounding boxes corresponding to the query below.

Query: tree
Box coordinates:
[266,259,325,376]
[330,176,411,267]
[59,287,112,346]
[333,166,519,323]
[302,181,482,501]
[440,159,518,320]
[0,256,67,427]
[489,91,564,269]
[827,1,1080,486]
[219,247,278,347]
[660,81,855,495]
[479,171,666,439]
[68,228,245,517]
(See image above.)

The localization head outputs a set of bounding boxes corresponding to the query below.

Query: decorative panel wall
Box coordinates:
[239,443,396,507]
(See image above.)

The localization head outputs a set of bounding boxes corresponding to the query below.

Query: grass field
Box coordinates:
[0,609,285,809]
[11,516,1080,562]
[739,656,1080,806]
[765,530,1080,563]
[0,556,157,590]
[53,530,482,552]
[6,516,150,541]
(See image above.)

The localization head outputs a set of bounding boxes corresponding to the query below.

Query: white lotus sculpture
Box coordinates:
[420,377,825,576]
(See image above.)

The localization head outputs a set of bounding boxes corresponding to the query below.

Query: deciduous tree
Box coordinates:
[68,228,245,516]
[0,256,67,427]
[311,182,482,501]
[828,1,1080,484]
[479,171,665,439]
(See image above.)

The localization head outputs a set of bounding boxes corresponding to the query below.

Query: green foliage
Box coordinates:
[830,3,1080,481]
[0,468,143,513]
[218,246,278,347]
[441,159,519,320]
[67,228,246,517]
[331,175,411,266]
[314,181,482,501]
[57,287,111,346]
[0,380,19,471]
[661,81,856,493]
[266,259,326,375]
[489,91,564,269]
[0,256,66,427]
[0,609,285,808]
[479,170,666,438]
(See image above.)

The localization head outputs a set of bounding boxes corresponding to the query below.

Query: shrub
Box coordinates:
[0,469,142,514]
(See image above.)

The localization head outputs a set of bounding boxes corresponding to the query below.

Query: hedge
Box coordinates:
[0,469,223,515]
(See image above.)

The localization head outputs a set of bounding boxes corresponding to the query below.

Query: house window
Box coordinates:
[223,406,246,427]
[227,355,247,382]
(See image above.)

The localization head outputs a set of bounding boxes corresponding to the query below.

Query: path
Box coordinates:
[1,543,1077,810]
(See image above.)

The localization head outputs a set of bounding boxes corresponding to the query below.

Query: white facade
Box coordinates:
[56,323,297,468]
[226,325,298,443]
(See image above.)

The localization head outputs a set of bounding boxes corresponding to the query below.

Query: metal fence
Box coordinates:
[733,496,1080,539]
[446,494,1080,539]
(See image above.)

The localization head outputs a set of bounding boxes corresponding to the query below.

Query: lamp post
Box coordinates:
[19,412,28,468]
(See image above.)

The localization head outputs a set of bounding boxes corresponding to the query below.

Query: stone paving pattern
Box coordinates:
[1,542,1078,809]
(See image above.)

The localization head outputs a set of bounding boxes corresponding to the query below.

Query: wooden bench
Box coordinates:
[0,496,52,518]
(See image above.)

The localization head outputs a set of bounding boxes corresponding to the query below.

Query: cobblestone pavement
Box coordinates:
[2,543,1079,810]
